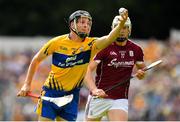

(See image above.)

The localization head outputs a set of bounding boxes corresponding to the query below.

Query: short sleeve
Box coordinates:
[39,38,58,56]
[136,46,144,62]
[88,38,101,60]
[93,48,106,62]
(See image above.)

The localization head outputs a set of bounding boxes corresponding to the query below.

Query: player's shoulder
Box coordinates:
[87,36,98,39]
[86,36,98,42]
[84,37,98,48]
[50,34,68,42]
[128,39,142,49]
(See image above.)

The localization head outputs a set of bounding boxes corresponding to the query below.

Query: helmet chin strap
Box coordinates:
[116,37,128,42]
[77,32,88,38]
[64,18,88,39]
[70,26,88,39]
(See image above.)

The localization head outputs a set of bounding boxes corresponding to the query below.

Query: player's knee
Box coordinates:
[107,109,128,121]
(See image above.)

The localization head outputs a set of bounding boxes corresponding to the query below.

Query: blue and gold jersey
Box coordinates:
[40,34,98,91]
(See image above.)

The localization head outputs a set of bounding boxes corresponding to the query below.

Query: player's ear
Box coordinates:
[70,22,75,30]
[128,29,131,37]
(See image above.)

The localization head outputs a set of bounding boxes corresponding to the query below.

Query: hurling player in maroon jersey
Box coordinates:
[84,8,146,121]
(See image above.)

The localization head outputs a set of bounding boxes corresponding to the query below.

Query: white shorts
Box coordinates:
[85,95,128,119]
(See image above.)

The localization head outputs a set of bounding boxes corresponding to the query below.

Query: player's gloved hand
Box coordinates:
[91,88,108,98]
[17,83,31,97]
[136,69,146,80]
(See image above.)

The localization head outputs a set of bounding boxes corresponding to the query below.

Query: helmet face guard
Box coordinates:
[69,10,92,38]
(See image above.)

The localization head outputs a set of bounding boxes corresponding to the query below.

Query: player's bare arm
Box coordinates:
[84,60,107,97]
[84,60,98,92]
[17,50,48,97]
[95,9,128,50]
[136,61,146,80]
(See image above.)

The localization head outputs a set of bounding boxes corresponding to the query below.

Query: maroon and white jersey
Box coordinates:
[94,40,144,99]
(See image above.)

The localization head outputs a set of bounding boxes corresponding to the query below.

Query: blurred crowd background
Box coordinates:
[0,37,179,121]
[0,0,180,121]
